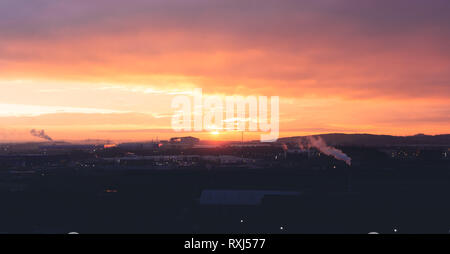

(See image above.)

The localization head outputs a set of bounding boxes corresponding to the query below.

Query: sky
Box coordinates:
[1,0,449,142]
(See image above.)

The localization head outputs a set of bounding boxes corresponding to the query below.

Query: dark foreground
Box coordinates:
[0,145,449,234]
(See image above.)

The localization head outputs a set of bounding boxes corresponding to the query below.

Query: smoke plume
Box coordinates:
[300,136,351,166]
[30,129,53,141]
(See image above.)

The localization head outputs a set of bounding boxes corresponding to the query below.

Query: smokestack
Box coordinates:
[30,129,53,141]
[299,136,352,166]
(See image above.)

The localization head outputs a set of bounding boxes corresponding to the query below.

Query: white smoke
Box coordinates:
[30,129,53,141]
[300,136,351,166]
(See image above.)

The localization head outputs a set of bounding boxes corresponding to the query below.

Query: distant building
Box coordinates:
[168,136,200,148]
[170,136,200,144]
[39,144,102,150]
[199,189,301,206]
[117,142,158,150]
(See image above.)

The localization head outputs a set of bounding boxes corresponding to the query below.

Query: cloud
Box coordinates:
[0,0,449,98]
[0,112,163,126]
[0,103,129,117]
[0,0,449,140]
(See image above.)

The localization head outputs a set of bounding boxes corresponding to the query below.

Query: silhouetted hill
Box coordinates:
[279,133,450,146]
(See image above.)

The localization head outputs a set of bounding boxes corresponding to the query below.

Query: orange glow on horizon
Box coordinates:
[1,1,449,142]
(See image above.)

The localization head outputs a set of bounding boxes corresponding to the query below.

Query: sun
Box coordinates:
[210,131,220,135]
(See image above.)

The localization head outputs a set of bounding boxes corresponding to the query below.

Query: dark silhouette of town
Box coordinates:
[0,134,449,233]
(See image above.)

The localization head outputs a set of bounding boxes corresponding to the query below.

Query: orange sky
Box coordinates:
[0,0,449,142]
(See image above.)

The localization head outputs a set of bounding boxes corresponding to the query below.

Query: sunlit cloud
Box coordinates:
[0,103,129,117]
[0,0,449,141]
